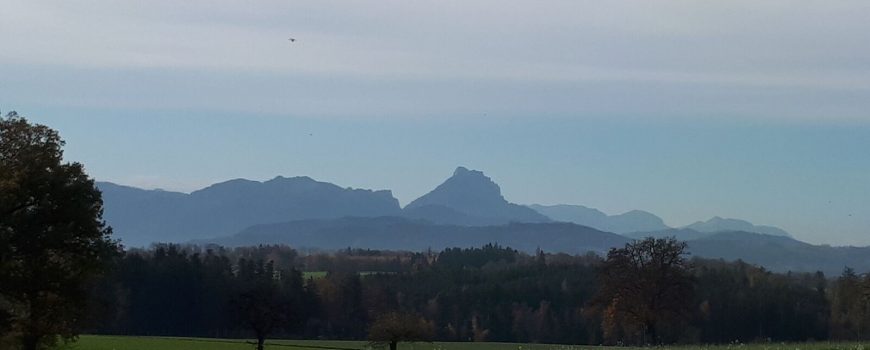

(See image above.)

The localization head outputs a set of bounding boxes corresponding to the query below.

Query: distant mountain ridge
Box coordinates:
[624,228,713,241]
[687,231,869,275]
[100,168,793,247]
[684,216,791,237]
[403,167,551,225]
[99,167,553,246]
[98,176,401,247]
[205,217,627,255]
[528,205,792,238]
[528,204,668,234]
[98,167,870,275]
[206,217,870,276]
[621,228,868,275]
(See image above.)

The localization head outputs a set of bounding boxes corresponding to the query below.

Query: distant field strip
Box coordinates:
[131,337,361,350]
[66,336,614,350]
[302,271,329,280]
[66,336,367,350]
[67,336,870,350]
[302,271,397,280]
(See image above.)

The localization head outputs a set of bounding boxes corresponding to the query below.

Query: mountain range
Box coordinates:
[404,167,551,225]
[528,205,791,237]
[205,217,627,255]
[200,218,869,276]
[684,216,791,237]
[528,204,668,234]
[98,176,401,247]
[98,166,865,275]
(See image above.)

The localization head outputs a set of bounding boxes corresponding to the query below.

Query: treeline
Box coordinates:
[831,267,870,340]
[82,243,869,345]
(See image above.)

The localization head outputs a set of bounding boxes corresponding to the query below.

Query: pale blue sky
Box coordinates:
[1,1,869,245]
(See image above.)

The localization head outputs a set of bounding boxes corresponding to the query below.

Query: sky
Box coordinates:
[1,1,869,246]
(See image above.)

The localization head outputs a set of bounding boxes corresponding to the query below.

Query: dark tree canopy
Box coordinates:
[232,259,305,350]
[0,112,119,350]
[593,237,693,344]
[831,267,870,340]
[368,312,434,350]
[80,243,835,345]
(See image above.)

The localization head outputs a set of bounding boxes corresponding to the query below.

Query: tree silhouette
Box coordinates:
[593,237,693,344]
[232,259,292,350]
[0,112,119,350]
[368,312,434,350]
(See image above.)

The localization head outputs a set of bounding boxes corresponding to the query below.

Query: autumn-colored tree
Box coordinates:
[368,312,434,350]
[593,237,693,344]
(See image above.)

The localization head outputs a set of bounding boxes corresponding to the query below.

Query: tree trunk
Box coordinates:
[21,334,40,350]
[646,320,657,345]
[257,335,265,350]
[389,340,397,350]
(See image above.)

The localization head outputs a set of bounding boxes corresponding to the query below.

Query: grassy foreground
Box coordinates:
[60,335,870,350]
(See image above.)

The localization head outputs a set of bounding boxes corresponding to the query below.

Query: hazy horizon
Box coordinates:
[2,1,869,246]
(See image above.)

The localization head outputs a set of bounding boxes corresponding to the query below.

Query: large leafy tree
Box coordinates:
[232,259,303,350]
[368,312,434,350]
[593,237,693,345]
[0,112,119,350]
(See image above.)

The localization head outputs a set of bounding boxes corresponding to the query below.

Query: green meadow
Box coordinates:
[302,271,329,280]
[301,271,397,280]
[61,335,870,350]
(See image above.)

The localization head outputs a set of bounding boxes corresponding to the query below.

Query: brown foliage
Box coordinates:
[593,237,693,344]
[368,312,434,350]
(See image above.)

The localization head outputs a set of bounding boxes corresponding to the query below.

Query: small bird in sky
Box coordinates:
[288,38,296,43]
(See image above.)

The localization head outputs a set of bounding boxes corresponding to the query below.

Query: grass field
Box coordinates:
[59,335,870,350]
[302,271,329,280]
[302,271,397,280]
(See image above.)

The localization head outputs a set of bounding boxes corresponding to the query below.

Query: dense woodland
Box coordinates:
[81,243,870,345]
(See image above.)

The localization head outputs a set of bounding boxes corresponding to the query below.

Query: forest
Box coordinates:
[81,242,870,345]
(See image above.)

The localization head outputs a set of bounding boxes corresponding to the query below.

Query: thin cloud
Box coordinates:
[1,0,870,122]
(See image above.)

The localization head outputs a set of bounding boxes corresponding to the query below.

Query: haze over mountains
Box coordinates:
[209,217,627,256]
[528,204,668,234]
[98,176,401,246]
[97,166,868,275]
[528,205,791,237]
[684,216,791,237]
